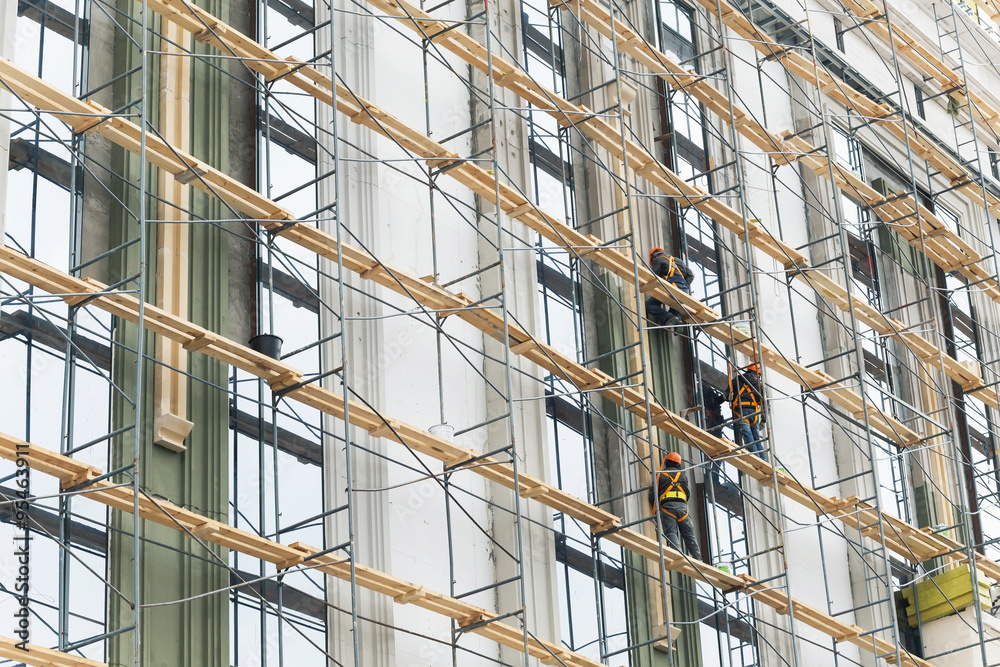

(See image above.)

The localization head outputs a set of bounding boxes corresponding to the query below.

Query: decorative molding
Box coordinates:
[315,0,395,662]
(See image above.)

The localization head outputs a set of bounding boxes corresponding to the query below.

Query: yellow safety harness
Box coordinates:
[661,505,689,522]
[657,470,687,503]
[730,375,761,426]
[664,256,677,279]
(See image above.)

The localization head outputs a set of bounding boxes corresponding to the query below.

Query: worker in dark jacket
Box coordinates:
[702,384,734,488]
[703,384,727,438]
[645,248,695,328]
[648,452,702,561]
[729,363,767,461]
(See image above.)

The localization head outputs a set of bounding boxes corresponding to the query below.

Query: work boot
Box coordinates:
[662,313,684,327]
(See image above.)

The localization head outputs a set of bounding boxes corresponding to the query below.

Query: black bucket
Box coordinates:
[248,333,283,360]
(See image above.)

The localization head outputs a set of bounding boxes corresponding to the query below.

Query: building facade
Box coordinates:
[2,0,1000,665]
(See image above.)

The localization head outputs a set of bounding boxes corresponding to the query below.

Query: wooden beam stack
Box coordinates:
[684,0,1000,278]
[0,433,606,667]
[1,1,994,658]
[0,11,924,448]
[130,2,930,446]
[0,245,983,664]
[536,0,998,406]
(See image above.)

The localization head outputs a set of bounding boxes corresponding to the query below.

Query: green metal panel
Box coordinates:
[106,1,231,665]
[646,321,703,667]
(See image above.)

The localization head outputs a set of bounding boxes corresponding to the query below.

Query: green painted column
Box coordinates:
[593,277,703,667]
[106,1,231,665]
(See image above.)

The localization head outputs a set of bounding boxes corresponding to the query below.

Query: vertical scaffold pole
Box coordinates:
[133,1,150,664]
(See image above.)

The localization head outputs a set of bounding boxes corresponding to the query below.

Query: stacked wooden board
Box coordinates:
[0,0,994,660]
[0,433,605,667]
[685,0,1000,286]
[0,637,107,667]
[0,55,967,577]
[539,0,998,407]
[0,388,930,664]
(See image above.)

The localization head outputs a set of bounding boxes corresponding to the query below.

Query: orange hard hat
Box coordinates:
[663,451,682,466]
[649,247,664,262]
[748,363,760,373]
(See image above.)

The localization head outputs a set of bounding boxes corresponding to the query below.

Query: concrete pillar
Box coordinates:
[471,1,562,661]
[920,607,1000,665]
[105,1,236,664]
[316,0,396,662]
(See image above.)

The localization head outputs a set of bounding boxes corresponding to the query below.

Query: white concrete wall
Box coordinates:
[921,607,1000,665]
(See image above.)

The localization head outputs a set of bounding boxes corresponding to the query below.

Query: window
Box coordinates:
[834,18,845,52]
[990,148,1000,182]
[915,83,926,120]
[939,253,1000,563]
[831,128,919,518]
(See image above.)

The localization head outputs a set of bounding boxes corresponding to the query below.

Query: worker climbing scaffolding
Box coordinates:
[645,248,695,331]
[729,362,767,461]
[648,452,702,561]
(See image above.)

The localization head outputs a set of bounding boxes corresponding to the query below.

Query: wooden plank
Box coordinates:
[681,0,1000,291]
[0,637,106,667]
[542,0,999,401]
[287,0,932,444]
[0,52,924,445]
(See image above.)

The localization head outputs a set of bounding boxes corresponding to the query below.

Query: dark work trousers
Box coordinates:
[734,406,766,461]
[645,277,689,326]
[707,419,732,488]
[657,500,702,561]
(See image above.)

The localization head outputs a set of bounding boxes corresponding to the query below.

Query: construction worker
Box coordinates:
[729,363,767,461]
[648,452,702,561]
[702,384,734,489]
[645,248,695,328]
[702,384,727,438]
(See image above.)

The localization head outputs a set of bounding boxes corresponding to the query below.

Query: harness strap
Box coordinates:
[657,470,687,503]
[661,507,689,522]
[730,375,761,425]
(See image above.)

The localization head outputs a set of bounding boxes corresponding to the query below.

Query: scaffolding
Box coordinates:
[3,0,1000,665]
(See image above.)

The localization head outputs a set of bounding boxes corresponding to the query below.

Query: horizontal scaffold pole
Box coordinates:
[684,0,1000,256]
[0,433,603,667]
[552,0,1000,304]
[0,34,993,567]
